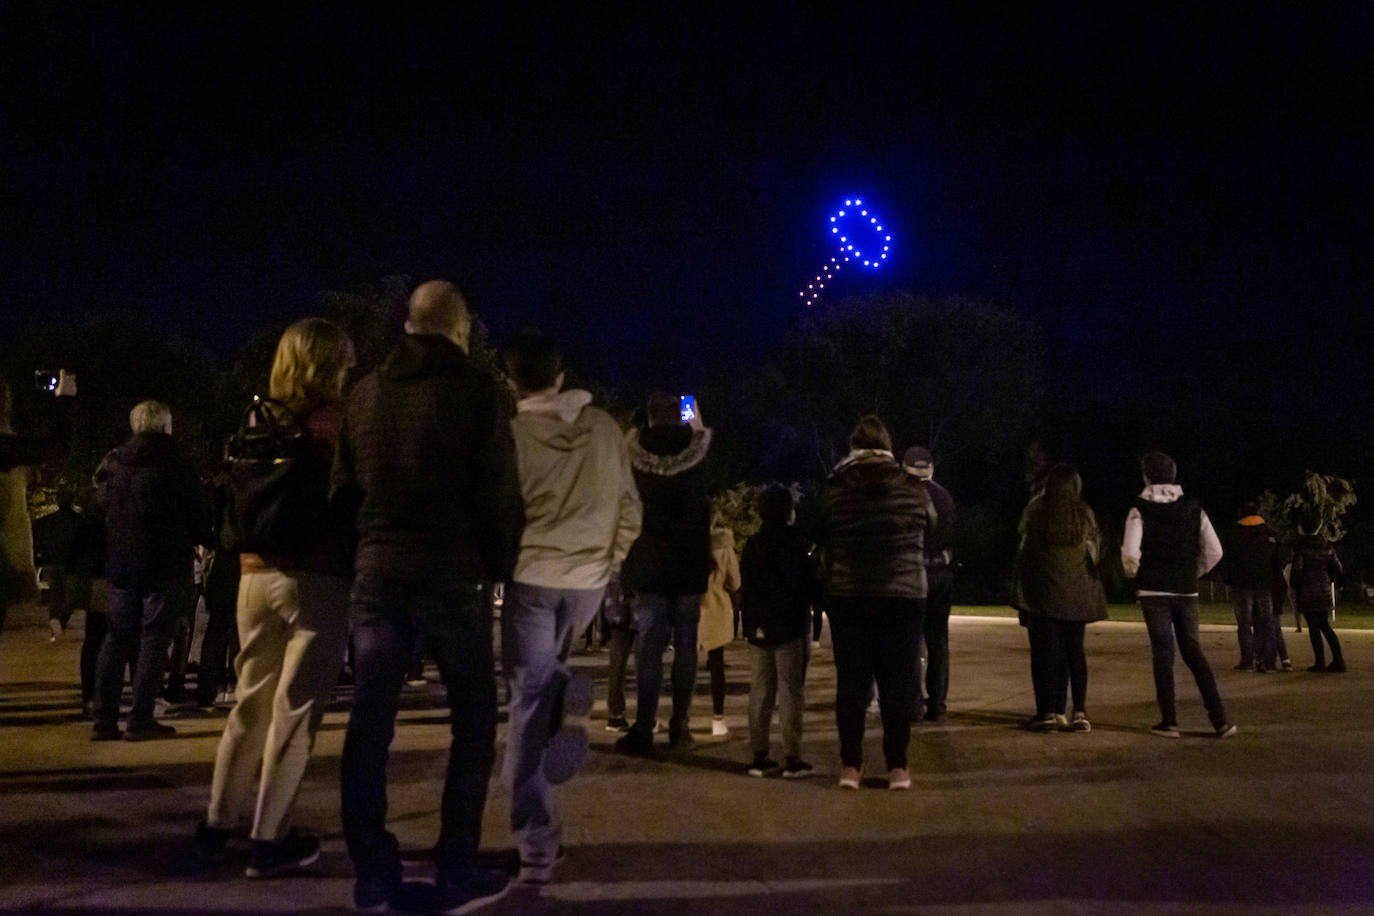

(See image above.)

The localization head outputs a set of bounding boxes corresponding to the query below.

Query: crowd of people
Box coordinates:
[0,278,1353,914]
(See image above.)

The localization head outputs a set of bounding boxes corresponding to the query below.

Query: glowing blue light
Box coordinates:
[845,199,853,205]
[861,210,868,216]
[801,197,893,304]
[832,227,838,233]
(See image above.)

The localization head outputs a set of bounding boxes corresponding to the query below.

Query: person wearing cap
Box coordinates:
[1121,451,1235,739]
[902,446,955,722]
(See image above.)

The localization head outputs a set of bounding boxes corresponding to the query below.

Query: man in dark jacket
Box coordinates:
[614,391,713,755]
[91,400,204,741]
[903,446,956,721]
[332,280,523,914]
[1224,501,1280,672]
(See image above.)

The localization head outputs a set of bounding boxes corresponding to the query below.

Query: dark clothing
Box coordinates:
[1303,611,1344,668]
[195,548,241,706]
[332,334,524,588]
[93,575,195,730]
[242,400,352,578]
[1288,535,1343,613]
[739,522,817,648]
[922,570,953,714]
[0,400,73,472]
[1134,497,1203,594]
[1015,500,1109,623]
[80,604,109,703]
[918,478,956,570]
[1029,618,1087,716]
[630,591,703,737]
[1140,596,1228,728]
[829,596,921,770]
[1223,518,1279,591]
[95,432,204,592]
[620,425,713,596]
[1233,588,1276,669]
[821,453,932,600]
[341,575,498,885]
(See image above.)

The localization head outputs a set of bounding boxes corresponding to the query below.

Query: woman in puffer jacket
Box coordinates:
[820,415,932,792]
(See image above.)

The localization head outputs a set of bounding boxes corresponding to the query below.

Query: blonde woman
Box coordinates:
[199,318,355,877]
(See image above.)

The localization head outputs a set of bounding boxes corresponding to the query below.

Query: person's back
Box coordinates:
[1290,534,1342,612]
[97,430,202,591]
[740,521,814,646]
[1225,514,1277,591]
[822,452,930,601]
[340,332,522,586]
[621,421,713,596]
[511,389,640,588]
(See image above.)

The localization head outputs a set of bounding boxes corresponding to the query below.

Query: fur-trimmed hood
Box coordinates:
[626,426,712,477]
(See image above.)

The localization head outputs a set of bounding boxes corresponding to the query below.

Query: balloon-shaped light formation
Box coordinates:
[800,197,891,305]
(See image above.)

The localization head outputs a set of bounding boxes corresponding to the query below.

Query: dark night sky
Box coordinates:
[3,4,1372,415]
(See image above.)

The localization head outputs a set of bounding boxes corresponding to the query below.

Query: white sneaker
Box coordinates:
[711,716,729,737]
[49,619,63,643]
[838,767,861,790]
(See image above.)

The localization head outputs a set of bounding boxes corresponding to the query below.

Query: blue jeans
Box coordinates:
[1232,587,1274,668]
[340,574,497,886]
[94,576,194,730]
[631,592,703,736]
[501,582,604,865]
[1140,595,1228,728]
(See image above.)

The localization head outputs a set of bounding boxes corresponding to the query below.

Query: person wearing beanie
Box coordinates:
[1121,451,1236,739]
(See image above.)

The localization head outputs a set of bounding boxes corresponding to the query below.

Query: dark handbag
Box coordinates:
[222,397,317,557]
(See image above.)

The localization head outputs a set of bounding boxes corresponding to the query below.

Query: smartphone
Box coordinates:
[679,395,697,425]
[34,371,58,393]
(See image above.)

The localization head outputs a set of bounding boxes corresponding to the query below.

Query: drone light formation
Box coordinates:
[801,197,891,304]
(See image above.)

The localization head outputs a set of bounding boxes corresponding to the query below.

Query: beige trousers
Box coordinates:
[206,570,348,841]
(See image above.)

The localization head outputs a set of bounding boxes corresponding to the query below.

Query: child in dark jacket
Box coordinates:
[740,485,818,778]
[1288,517,1346,672]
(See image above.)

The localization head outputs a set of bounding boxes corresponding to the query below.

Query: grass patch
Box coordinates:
[954,602,1374,629]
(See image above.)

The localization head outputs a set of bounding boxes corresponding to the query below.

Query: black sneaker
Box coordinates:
[923,708,946,723]
[747,755,779,777]
[1280,658,1293,671]
[1307,663,1328,672]
[437,867,510,914]
[125,721,177,741]
[195,820,231,863]
[604,716,630,732]
[245,827,320,878]
[667,727,695,752]
[91,722,121,741]
[1327,661,1347,673]
[782,758,814,779]
[1150,721,1181,739]
[614,726,653,756]
[353,875,398,913]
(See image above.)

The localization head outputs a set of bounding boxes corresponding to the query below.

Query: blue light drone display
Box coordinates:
[799,198,891,305]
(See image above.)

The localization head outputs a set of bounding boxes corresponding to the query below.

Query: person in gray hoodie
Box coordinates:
[501,331,641,885]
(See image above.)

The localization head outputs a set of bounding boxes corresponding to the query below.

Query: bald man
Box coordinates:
[333,279,524,913]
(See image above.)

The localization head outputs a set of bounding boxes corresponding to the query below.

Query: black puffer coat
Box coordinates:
[820,452,931,601]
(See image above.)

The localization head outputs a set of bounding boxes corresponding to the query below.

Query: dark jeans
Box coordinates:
[605,624,634,719]
[1301,607,1344,667]
[631,592,703,736]
[341,574,497,885]
[829,596,923,770]
[80,609,109,703]
[922,570,953,713]
[706,646,726,716]
[1045,619,1087,715]
[94,576,194,729]
[812,606,824,643]
[1140,595,1228,728]
[47,568,91,629]
[1232,587,1274,668]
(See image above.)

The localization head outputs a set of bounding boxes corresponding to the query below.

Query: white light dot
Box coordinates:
[885,235,891,241]
[845,199,853,206]
[832,227,838,233]
[838,210,845,216]
[877,226,883,231]
[861,210,867,216]
[870,218,876,223]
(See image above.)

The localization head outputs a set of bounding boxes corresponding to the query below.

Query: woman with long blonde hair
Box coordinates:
[200,318,356,877]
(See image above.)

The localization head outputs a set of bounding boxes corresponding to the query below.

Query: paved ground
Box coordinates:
[3,601,1374,914]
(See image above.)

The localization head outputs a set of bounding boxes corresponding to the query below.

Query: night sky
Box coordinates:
[3,5,1371,432]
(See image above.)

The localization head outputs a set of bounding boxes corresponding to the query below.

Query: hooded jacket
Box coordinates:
[820,450,932,601]
[620,424,713,595]
[510,388,642,590]
[740,520,818,647]
[333,333,524,587]
[95,431,204,591]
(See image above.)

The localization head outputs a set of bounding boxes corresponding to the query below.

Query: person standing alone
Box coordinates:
[1121,451,1235,739]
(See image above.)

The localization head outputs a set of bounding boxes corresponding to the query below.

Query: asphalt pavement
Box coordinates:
[3,601,1374,914]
